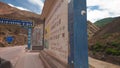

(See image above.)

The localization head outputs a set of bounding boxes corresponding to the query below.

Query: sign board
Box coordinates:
[44,0,69,64]
[32,25,43,46]
[6,36,14,43]
[0,18,33,27]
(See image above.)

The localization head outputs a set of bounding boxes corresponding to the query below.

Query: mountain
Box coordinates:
[89,17,120,65]
[0,2,43,47]
[0,24,28,47]
[94,17,114,27]
[87,21,100,38]
[0,2,43,25]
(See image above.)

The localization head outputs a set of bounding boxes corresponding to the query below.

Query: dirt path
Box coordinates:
[89,57,120,68]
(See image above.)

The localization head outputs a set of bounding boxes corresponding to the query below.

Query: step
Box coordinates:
[39,51,68,68]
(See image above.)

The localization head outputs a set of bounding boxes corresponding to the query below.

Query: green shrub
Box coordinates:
[92,42,103,52]
[102,34,111,39]
[93,51,96,55]
[111,41,120,47]
[105,48,120,56]
[118,45,120,50]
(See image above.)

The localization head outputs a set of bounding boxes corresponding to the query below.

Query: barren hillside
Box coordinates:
[89,17,120,65]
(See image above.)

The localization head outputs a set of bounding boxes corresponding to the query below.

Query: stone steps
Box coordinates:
[39,51,68,68]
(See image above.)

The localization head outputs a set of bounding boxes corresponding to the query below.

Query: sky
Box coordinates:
[0,0,120,23]
[87,0,120,22]
[0,0,45,14]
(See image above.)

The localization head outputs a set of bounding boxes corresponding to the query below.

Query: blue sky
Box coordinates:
[0,0,120,22]
[87,0,120,22]
[87,6,99,10]
[0,0,45,14]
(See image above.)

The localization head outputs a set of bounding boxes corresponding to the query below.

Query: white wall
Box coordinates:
[44,0,68,63]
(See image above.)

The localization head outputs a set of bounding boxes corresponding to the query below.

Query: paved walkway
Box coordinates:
[14,52,44,68]
[89,57,120,68]
[0,46,25,66]
[1,46,120,68]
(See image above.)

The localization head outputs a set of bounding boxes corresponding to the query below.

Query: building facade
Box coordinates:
[41,0,69,64]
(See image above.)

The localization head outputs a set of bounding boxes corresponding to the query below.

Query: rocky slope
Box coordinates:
[0,24,28,47]
[87,21,100,38]
[0,2,43,25]
[0,2,43,47]
[89,17,120,65]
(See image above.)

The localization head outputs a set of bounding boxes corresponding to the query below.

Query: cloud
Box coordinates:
[87,0,120,22]
[28,0,44,13]
[87,9,110,22]
[8,3,30,11]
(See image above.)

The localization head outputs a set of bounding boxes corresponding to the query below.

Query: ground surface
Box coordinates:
[14,52,44,68]
[89,57,120,68]
[0,46,25,66]
[0,46,44,68]
[0,46,120,68]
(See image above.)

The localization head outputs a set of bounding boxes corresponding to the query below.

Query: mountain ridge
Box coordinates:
[94,17,114,27]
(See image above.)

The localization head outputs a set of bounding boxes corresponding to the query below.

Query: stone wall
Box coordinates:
[44,0,68,63]
[32,25,43,46]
